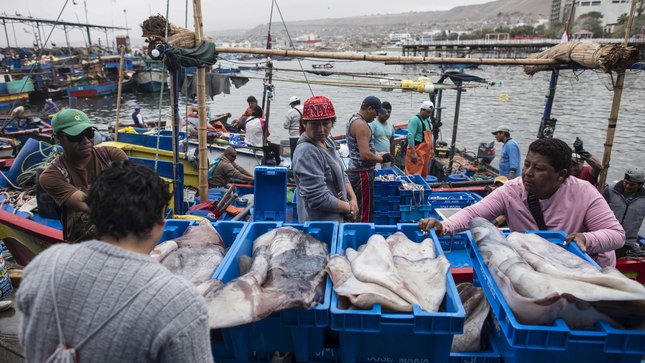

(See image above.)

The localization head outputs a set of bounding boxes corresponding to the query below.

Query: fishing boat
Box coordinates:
[134,59,168,93]
[66,56,136,98]
[312,62,334,69]
[0,73,33,110]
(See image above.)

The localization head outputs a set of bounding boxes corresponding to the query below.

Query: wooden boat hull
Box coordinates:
[0,208,63,266]
[134,69,168,93]
[0,92,29,110]
[66,78,135,98]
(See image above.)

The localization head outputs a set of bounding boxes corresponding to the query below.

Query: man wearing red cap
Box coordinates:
[345,96,393,222]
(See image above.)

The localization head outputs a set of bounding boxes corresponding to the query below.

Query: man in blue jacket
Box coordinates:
[491,125,521,179]
[604,167,645,258]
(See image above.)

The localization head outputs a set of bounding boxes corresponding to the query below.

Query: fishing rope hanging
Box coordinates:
[272,0,314,97]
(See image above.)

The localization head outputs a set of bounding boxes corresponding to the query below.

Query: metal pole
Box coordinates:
[262,61,273,148]
[447,82,463,172]
[63,25,71,56]
[10,21,17,48]
[537,68,559,138]
[2,20,10,48]
[597,0,637,190]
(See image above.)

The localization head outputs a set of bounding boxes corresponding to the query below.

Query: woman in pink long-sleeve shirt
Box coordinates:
[420,138,625,267]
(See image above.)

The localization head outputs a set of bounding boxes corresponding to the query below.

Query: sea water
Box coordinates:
[57,58,645,183]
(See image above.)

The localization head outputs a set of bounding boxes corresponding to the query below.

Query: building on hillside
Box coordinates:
[389,33,411,44]
[550,0,631,28]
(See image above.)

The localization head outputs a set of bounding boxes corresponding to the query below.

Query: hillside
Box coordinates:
[208,0,550,40]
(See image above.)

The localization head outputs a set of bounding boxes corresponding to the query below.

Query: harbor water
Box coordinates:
[66,58,644,183]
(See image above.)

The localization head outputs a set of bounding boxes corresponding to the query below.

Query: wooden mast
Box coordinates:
[113,45,125,142]
[597,0,637,190]
[215,47,563,66]
[193,0,209,202]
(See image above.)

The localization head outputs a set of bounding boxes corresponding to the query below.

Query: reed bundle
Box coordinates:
[523,41,640,75]
[141,15,212,52]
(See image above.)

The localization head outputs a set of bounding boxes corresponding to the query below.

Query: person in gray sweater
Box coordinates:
[604,167,645,258]
[16,161,213,363]
[292,96,358,223]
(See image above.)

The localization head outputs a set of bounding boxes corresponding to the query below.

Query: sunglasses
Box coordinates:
[62,128,95,143]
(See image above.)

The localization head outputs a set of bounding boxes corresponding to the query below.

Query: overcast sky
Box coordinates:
[4,0,493,48]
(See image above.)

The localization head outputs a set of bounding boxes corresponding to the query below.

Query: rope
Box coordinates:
[273,0,314,97]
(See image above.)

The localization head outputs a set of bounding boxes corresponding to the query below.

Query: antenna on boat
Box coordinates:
[260,0,276,150]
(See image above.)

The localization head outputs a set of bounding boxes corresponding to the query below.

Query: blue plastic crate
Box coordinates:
[373,210,399,225]
[331,223,465,363]
[253,166,288,221]
[466,230,645,363]
[374,169,402,198]
[399,203,432,222]
[157,219,193,244]
[430,191,482,209]
[374,194,399,213]
[213,221,338,362]
[449,327,501,363]
[399,174,432,206]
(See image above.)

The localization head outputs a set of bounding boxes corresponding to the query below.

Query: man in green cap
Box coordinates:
[39,108,128,242]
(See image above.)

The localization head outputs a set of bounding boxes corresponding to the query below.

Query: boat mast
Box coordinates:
[597,0,637,189]
[113,45,126,142]
[261,1,275,149]
[193,0,209,202]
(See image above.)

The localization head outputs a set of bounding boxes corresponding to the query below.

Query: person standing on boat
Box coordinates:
[419,138,625,268]
[232,95,262,128]
[131,105,146,129]
[208,147,254,187]
[39,108,128,242]
[18,162,213,363]
[603,168,645,258]
[492,125,521,179]
[284,95,303,158]
[40,98,59,118]
[293,96,358,223]
[370,101,395,168]
[570,137,602,187]
[243,105,266,147]
[346,96,392,222]
[405,100,434,179]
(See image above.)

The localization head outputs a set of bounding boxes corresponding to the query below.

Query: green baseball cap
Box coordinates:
[52,108,93,136]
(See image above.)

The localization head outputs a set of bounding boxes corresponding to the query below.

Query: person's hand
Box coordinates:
[564,233,587,253]
[573,137,592,160]
[411,153,419,164]
[418,218,442,236]
[381,153,393,163]
[345,200,358,220]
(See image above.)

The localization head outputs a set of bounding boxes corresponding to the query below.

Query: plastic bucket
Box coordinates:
[447,174,468,182]
[2,138,56,187]
[426,175,439,183]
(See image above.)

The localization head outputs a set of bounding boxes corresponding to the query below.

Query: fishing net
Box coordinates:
[523,42,640,76]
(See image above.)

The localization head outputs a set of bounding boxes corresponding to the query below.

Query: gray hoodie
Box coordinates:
[292,135,349,222]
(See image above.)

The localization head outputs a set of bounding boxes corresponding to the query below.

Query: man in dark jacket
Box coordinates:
[604,167,645,258]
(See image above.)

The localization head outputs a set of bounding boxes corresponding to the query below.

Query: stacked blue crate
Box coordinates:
[331,223,465,363]
[253,166,288,221]
[399,174,432,222]
[212,221,337,362]
[429,191,483,210]
[466,230,645,363]
[374,169,402,225]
